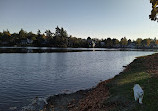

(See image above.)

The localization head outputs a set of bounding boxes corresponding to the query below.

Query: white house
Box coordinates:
[27,38,33,44]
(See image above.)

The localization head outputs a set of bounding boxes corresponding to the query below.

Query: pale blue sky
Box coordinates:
[0,0,157,40]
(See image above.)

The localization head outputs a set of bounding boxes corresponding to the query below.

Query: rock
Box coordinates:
[9,107,17,110]
[21,97,47,111]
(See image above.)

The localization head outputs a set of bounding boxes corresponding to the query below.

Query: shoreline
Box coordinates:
[43,79,111,111]
[0,47,157,53]
[40,52,158,111]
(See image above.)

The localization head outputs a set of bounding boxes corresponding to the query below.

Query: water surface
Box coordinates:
[0,50,155,110]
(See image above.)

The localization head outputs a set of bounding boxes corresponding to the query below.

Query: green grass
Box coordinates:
[103,54,158,111]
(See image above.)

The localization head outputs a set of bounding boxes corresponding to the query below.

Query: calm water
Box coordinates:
[0,50,155,110]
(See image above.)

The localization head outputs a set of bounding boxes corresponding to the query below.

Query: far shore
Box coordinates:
[0,47,157,53]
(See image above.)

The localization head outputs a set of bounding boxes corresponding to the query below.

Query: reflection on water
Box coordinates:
[0,50,155,110]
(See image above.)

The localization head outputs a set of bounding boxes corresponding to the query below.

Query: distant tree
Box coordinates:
[151,38,156,44]
[27,32,33,39]
[120,37,128,47]
[87,37,91,41]
[45,30,54,46]
[68,36,87,48]
[142,39,147,47]
[42,34,46,40]
[72,37,80,47]
[2,30,11,42]
[45,30,53,38]
[87,37,92,47]
[155,40,158,45]
[60,27,68,47]
[154,37,158,45]
[36,30,44,45]
[54,26,68,47]
[55,26,61,36]
[0,32,2,42]
[11,33,19,45]
[60,27,68,37]
[136,38,142,47]
[128,39,132,45]
[105,38,113,47]
[1,27,157,48]
[19,28,27,39]
[0,32,2,36]
[37,29,41,36]
[112,38,120,46]
[146,38,151,46]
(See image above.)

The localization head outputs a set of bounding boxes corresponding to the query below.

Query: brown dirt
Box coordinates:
[69,79,112,111]
[43,79,112,111]
[145,54,158,75]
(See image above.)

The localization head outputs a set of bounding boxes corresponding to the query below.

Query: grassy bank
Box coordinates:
[45,53,158,111]
[103,53,158,111]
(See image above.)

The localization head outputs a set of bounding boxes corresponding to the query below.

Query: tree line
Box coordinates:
[0,26,158,48]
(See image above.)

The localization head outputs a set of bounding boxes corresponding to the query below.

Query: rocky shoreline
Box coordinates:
[43,79,111,111]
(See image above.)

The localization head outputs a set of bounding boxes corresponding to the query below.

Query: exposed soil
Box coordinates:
[43,79,111,111]
[69,79,111,111]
